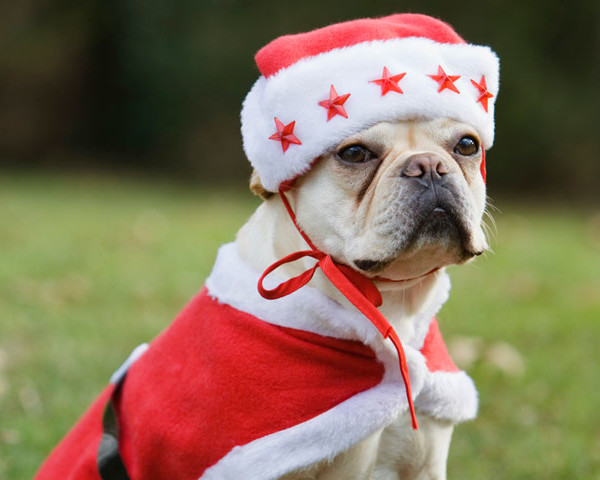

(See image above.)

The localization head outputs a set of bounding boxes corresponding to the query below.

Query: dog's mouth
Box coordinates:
[353,203,482,274]
[411,203,478,253]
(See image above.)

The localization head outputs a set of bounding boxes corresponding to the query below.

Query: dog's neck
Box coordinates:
[236,198,448,342]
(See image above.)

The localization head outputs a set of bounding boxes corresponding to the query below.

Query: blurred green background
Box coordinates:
[1,0,600,478]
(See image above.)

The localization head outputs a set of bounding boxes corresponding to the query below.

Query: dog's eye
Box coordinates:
[338,145,372,163]
[454,136,479,156]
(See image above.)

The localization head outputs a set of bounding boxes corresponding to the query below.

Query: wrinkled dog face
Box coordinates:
[293,118,488,280]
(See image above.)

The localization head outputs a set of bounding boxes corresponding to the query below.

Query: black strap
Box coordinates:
[97,379,131,480]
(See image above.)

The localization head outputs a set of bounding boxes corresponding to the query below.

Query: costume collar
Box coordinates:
[205,242,450,354]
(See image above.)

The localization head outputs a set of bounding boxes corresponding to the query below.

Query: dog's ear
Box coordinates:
[249,170,274,200]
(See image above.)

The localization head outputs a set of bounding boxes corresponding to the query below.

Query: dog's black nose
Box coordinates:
[400,154,449,180]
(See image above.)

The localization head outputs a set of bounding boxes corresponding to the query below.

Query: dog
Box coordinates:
[245,117,487,480]
[36,13,499,480]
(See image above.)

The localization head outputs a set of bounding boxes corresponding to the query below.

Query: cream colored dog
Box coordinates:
[240,118,488,480]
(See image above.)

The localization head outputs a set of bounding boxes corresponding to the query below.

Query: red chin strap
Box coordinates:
[257,183,420,430]
[481,148,486,183]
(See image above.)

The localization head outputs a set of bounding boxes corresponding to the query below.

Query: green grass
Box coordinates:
[1,172,599,479]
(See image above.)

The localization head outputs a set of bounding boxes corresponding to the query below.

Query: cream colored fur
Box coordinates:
[236,118,487,479]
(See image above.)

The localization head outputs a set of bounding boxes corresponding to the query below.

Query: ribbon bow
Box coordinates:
[257,186,419,430]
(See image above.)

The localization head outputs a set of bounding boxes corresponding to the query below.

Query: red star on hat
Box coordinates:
[370,66,406,95]
[318,85,351,121]
[269,117,302,153]
[429,65,461,94]
[471,75,494,112]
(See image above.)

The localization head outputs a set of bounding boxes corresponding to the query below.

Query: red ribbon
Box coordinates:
[480,148,487,183]
[257,187,419,430]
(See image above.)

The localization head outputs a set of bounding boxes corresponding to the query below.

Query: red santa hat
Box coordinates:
[241,13,500,192]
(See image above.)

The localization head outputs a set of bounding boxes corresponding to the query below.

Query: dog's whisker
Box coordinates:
[482,199,498,247]
[481,218,496,245]
[485,196,501,214]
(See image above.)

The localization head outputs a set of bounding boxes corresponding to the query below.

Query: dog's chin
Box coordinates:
[353,209,482,279]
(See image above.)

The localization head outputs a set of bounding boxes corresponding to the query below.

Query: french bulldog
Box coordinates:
[244,117,488,479]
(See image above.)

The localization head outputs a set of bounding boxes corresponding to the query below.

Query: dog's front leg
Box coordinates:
[281,430,383,480]
[372,415,454,480]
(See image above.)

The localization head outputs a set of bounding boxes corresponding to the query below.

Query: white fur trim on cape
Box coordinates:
[416,370,478,423]
[200,243,477,478]
[241,36,500,191]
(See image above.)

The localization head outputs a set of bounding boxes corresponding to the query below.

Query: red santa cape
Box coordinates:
[36,243,477,480]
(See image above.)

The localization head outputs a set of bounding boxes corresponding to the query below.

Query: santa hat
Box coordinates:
[241,13,500,192]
